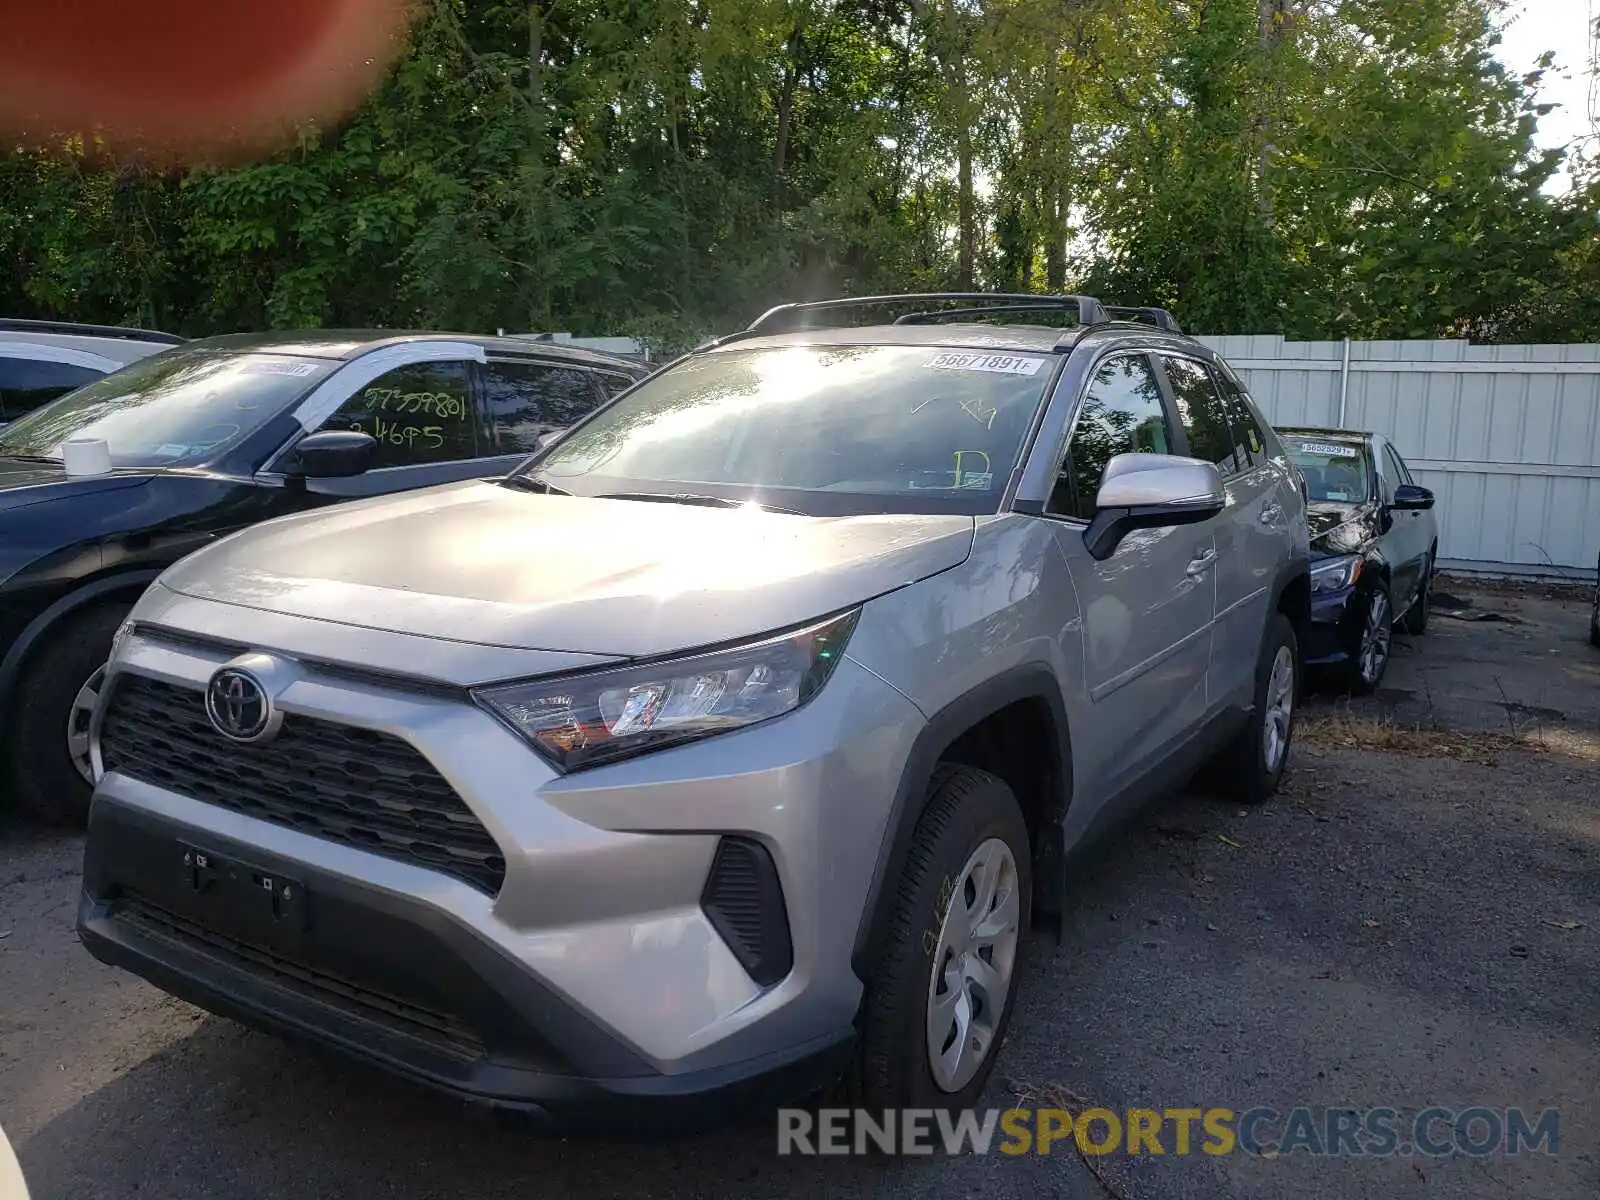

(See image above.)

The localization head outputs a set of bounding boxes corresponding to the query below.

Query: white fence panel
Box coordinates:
[1197,335,1600,578]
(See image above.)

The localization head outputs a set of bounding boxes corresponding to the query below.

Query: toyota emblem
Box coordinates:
[204,668,276,743]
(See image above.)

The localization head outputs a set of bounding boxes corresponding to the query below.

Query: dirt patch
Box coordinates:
[1298,710,1533,765]
[1434,571,1592,604]
[1300,708,1600,768]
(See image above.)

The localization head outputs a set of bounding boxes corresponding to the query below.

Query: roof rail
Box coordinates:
[745,293,1111,336]
[1103,306,1182,333]
[0,317,186,344]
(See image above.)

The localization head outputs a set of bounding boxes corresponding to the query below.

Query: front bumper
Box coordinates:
[1301,583,1364,665]
[78,796,853,1131]
[78,588,929,1126]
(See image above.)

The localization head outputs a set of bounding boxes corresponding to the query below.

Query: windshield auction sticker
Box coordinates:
[1288,440,1361,458]
[240,360,321,377]
[924,352,1046,376]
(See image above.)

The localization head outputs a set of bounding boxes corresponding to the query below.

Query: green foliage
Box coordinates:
[2,0,1596,344]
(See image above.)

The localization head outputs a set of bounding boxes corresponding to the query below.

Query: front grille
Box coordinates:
[99,674,507,895]
[115,892,485,1060]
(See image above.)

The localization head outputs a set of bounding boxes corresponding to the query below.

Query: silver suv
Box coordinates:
[78,295,1310,1129]
[0,318,183,425]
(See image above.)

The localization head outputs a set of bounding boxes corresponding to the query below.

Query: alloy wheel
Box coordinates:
[66,665,105,785]
[925,837,1021,1093]
[1262,645,1295,773]
[1358,591,1392,685]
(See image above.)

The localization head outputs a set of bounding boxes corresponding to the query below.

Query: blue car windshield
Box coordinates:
[0,346,336,468]
[526,344,1058,516]
[1283,435,1372,504]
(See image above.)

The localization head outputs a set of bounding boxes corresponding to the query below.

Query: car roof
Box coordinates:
[183,330,650,371]
[703,320,1202,357]
[0,329,175,365]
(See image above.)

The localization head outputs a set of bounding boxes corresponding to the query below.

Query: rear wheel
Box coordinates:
[1399,552,1433,635]
[1590,560,1599,649]
[4,603,127,826]
[1348,587,1393,695]
[853,764,1031,1111]
[1210,612,1298,806]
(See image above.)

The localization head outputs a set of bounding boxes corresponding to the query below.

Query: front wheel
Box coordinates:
[853,764,1031,1110]
[1348,586,1393,695]
[4,603,127,826]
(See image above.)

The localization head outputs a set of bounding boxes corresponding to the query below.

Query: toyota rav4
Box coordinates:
[77,294,1310,1130]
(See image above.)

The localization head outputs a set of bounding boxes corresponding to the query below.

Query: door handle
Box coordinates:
[1186,548,1217,579]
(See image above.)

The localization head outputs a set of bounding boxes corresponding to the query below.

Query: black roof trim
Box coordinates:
[1103,306,1182,333]
[0,317,186,344]
[746,293,1111,337]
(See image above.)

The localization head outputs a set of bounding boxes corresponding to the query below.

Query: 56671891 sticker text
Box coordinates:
[924,352,1046,376]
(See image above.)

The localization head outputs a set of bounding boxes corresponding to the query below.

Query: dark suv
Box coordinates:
[0,330,651,824]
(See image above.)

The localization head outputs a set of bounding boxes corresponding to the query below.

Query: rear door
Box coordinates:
[1044,351,1216,806]
[477,357,611,476]
[1156,353,1266,712]
[1213,370,1293,675]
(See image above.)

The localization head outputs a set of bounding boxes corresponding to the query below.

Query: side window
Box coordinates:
[0,357,104,422]
[482,360,603,454]
[318,360,476,469]
[1373,442,1396,502]
[1049,354,1173,520]
[1161,356,1237,474]
[1215,375,1266,469]
[1385,445,1413,486]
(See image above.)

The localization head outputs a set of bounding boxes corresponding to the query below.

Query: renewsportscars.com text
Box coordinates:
[777,1106,1560,1157]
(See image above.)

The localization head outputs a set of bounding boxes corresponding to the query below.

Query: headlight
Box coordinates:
[474,609,860,772]
[1310,554,1363,593]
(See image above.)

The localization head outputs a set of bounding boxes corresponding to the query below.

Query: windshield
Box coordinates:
[0,346,337,468]
[1283,435,1372,504]
[527,344,1059,515]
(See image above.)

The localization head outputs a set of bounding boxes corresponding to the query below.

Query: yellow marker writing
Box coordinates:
[952,449,991,489]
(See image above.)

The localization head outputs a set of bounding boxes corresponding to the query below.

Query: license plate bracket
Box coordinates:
[180,842,307,945]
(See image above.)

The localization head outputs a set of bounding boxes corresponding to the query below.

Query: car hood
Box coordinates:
[1307,500,1379,556]
[159,480,976,658]
[0,457,154,515]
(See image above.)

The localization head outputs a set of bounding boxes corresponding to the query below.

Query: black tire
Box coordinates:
[4,603,127,826]
[852,764,1032,1112]
[1346,584,1393,696]
[1399,552,1433,635]
[1210,612,1299,806]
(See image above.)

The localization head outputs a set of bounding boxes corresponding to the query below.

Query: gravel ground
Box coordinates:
[1,585,1596,1199]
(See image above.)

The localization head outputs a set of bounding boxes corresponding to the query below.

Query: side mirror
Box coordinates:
[1391,483,1434,511]
[535,428,561,451]
[1084,452,1226,561]
[284,429,377,479]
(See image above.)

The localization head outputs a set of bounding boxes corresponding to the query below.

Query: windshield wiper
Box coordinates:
[0,453,61,465]
[598,491,804,516]
[502,474,570,496]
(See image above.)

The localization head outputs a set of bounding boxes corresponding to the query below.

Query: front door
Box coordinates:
[1381,441,1431,608]
[1044,352,1215,811]
[289,358,489,501]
